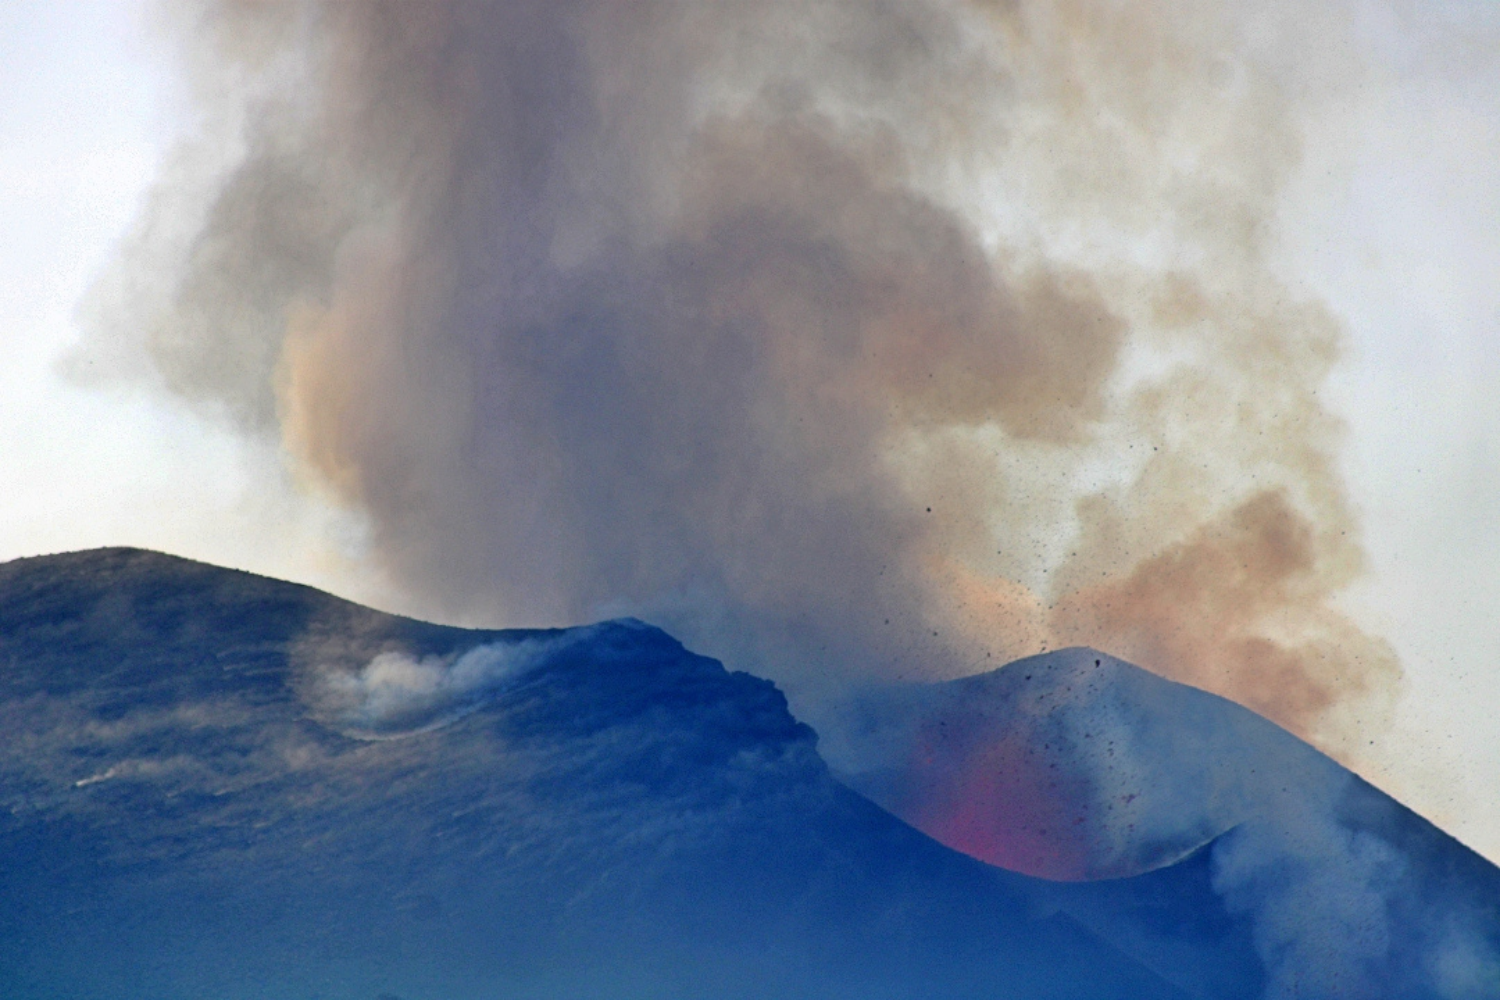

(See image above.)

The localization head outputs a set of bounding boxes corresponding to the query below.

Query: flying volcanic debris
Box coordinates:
[73,0,1398,763]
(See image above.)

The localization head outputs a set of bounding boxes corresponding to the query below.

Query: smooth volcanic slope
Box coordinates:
[0,548,1495,999]
[831,648,1500,998]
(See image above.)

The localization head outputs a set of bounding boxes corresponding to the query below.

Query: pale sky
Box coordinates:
[2,0,1499,861]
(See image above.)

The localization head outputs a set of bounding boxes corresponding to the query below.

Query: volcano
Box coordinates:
[0,548,1495,999]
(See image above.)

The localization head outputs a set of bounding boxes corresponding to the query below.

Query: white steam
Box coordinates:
[314,637,561,739]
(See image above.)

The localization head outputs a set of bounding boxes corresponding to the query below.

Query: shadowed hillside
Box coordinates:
[1,548,1496,998]
[0,548,1191,1000]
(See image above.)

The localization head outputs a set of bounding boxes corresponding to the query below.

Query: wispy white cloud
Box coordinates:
[312,635,574,739]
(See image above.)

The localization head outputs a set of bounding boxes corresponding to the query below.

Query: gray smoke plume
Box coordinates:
[74,0,1399,755]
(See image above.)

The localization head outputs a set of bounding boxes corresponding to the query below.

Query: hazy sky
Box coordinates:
[2,0,1498,861]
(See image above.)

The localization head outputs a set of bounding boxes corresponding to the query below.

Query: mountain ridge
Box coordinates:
[0,547,1193,999]
[0,547,1496,998]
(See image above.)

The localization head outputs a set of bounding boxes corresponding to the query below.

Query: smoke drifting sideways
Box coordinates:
[306,633,571,740]
[74,0,1398,760]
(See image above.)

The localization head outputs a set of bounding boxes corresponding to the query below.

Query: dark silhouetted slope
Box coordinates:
[3,549,1496,999]
[0,548,1187,1000]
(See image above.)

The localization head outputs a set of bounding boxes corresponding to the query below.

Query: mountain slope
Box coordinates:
[0,548,1188,1000]
[831,647,1500,998]
[2,548,1496,999]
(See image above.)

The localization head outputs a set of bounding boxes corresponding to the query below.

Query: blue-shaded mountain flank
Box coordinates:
[830,651,1500,997]
[0,548,1494,999]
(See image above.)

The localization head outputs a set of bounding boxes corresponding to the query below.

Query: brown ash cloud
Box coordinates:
[74,0,1398,756]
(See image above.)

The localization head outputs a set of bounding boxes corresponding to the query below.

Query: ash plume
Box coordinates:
[75,0,1398,756]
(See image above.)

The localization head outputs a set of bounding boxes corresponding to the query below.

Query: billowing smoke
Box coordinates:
[76,0,1398,755]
